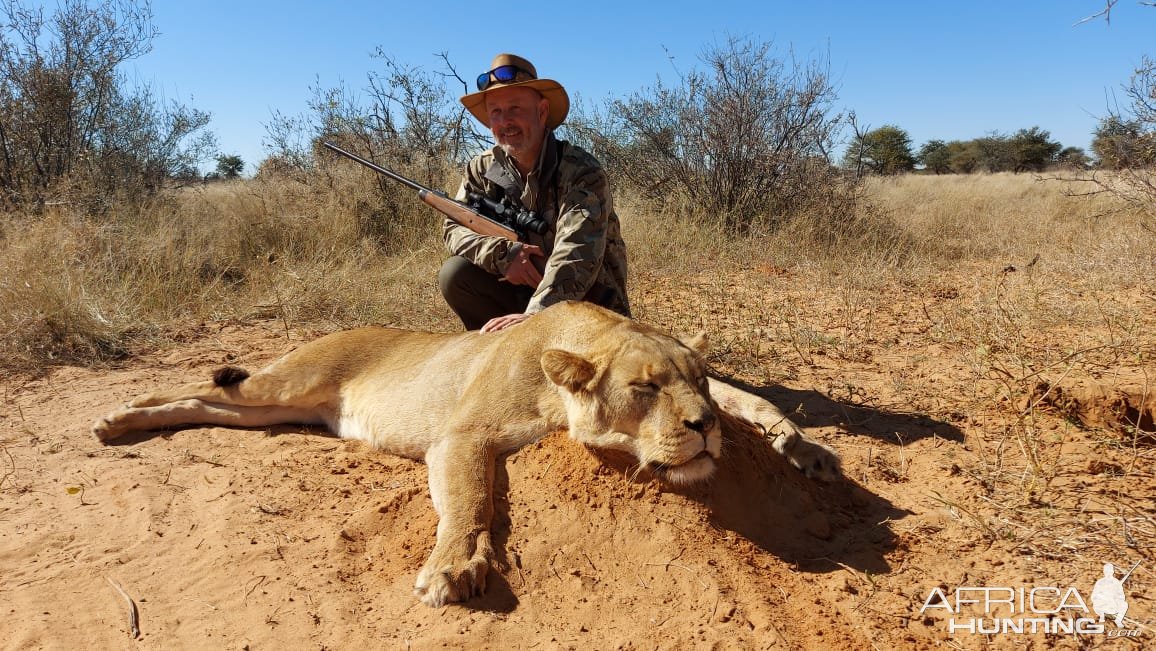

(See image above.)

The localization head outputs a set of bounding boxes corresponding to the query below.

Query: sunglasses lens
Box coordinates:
[491,65,520,83]
[476,65,529,91]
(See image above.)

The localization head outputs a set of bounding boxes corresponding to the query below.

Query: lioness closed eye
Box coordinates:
[93,301,840,607]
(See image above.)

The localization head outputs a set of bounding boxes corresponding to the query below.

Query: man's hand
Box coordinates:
[480,313,532,333]
[503,244,544,287]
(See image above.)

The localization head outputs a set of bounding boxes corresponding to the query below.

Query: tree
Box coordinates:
[1087,56,1156,225]
[973,133,1015,172]
[0,0,215,210]
[1092,115,1152,169]
[1056,146,1091,169]
[843,125,916,175]
[944,141,979,174]
[1078,4,1156,226]
[215,154,244,179]
[568,36,853,232]
[263,52,488,181]
[260,52,491,248]
[918,139,951,174]
[1009,127,1062,172]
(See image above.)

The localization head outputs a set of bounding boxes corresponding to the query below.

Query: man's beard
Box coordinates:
[497,138,527,162]
[495,126,540,166]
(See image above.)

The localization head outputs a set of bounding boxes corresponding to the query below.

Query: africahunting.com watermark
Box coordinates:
[920,562,1144,638]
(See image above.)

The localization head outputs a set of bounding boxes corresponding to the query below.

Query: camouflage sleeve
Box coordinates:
[442,161,515,275]
[526,165,611,313]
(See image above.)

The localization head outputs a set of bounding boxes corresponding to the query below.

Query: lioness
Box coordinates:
[93,301,839,607]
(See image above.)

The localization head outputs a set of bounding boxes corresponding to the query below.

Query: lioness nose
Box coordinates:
[684,411,716,433]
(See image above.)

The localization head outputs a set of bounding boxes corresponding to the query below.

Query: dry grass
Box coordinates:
[868,172,1152,273]
[3,171,1149,373]
[0,170,456,373]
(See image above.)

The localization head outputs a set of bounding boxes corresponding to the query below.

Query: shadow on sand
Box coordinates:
[578,422,911,579]
[721,377,965,445]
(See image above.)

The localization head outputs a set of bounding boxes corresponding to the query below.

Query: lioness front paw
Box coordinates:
[772,427,842,482]
[413,532,493,607]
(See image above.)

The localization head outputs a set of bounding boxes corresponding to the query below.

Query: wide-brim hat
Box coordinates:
[460,53,570,130]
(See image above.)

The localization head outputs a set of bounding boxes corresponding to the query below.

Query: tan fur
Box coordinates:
[93,301,839,607]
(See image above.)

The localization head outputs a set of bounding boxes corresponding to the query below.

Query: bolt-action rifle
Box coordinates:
[322,141,548,240]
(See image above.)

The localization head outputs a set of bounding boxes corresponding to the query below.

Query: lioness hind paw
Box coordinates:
[92,414,126,442]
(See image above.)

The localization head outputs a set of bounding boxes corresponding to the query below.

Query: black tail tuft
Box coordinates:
[212,366,250,386]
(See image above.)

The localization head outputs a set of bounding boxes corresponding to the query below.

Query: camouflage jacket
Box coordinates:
[442,132,630,317]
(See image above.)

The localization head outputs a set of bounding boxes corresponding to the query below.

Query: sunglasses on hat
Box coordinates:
[476,64,535,91]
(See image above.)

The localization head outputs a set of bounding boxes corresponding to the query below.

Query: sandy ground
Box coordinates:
[2,268,1153,650]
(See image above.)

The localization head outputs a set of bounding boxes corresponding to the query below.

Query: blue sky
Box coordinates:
[115,1,1155,172]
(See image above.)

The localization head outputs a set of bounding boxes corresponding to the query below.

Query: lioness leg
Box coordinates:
[93,400,326,441]
[126,366,316,409]
[94,366,334,441]
[414,437,496,608]
[708,378,842,481]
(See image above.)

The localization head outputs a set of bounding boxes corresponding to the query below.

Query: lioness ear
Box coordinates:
[541,349,596,393]
[681,332,709,355]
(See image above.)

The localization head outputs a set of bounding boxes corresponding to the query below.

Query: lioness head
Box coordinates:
[541,327,721,485]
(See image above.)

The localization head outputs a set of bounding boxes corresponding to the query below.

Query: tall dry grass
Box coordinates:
[868,173,1152,275]
[0,167,455,374]
[0,171,1152,378]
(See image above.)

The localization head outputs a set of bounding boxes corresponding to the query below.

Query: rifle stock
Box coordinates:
[322,141,518,241]
[417,190,517,240]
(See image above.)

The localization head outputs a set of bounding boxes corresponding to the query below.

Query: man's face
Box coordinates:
[485,86,549,163]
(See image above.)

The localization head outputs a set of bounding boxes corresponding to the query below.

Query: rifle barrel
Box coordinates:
[322,140,519,241]
[321,141,430,194]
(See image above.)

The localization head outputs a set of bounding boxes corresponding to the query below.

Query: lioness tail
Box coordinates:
[212,366,250,386]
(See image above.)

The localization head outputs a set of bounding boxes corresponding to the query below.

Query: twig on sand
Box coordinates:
[105,576,140,639]
[244,575,268,601]
[0,444,15,491]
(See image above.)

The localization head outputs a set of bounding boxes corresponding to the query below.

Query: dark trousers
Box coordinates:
[438,256,534,330]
